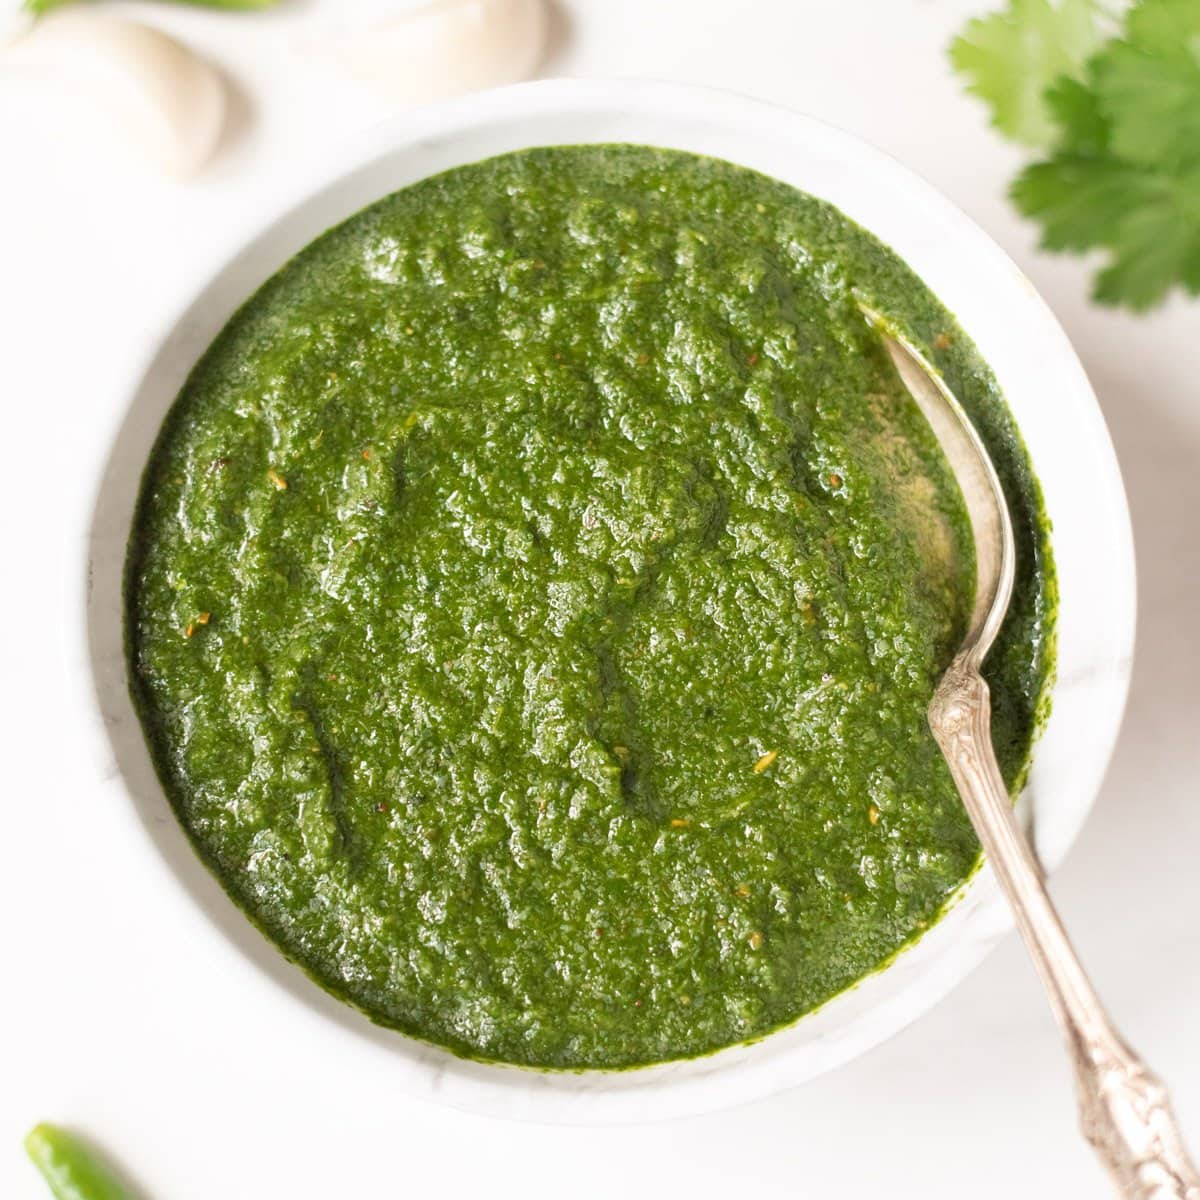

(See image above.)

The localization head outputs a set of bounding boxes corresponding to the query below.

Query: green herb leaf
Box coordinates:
[1043,74,1109,155]
[1093,0,1200,170]
[1089,178,1200,307]
[958,0,1200,309]
[1017,159,1200,309]
[948,0,1106,148]
[1013,143,1200,310]
[1011,155,1138,252]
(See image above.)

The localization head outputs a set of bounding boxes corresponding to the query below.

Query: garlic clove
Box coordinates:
[320,0,549,109]
[4,12,226,178]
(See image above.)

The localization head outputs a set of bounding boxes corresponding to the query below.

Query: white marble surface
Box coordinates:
[1,1,1197,1196]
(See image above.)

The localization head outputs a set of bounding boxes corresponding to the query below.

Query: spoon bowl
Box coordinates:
[858,303,1014,667]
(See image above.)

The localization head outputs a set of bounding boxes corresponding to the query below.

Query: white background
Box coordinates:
[2,1,1198,1196]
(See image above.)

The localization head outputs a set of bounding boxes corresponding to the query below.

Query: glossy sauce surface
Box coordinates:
[127,146,1054,1067]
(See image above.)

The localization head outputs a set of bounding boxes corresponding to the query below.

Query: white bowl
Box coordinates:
[85,79,1135,1124]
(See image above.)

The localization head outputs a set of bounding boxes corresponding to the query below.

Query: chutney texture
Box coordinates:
[127,146,1054,1067]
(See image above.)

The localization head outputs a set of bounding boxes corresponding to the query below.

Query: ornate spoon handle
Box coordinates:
[929,655,1200,1200]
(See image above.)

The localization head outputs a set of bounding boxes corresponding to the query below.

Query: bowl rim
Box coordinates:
[83,76,1136,1124]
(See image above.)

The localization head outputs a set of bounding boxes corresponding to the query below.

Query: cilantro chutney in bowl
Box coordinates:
[96,81,1134,1118]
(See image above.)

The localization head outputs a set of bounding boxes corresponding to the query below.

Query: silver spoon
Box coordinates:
[861,303,1199,1200]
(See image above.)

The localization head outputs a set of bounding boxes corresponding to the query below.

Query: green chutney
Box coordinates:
[126,145,1054,1068]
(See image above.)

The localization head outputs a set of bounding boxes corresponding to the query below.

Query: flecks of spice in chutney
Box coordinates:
[126,145,1055,1069]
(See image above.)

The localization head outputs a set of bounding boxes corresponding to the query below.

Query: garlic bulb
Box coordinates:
[4,12,226,178]
[320,0,549,108]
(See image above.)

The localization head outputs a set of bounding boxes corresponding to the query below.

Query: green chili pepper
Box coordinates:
[24,0,279,14]
[24,1124,137,1200]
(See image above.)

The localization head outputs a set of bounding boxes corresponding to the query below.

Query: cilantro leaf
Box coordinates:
[1013,136,1200,309]
[1013,161,1200,309]
[1093,0,1200,170]
[1043,74,1109,155]
[1122,0,1200,50]
[959,0,1200,309]
[1089,176,1200,307]
[949,0,1107,148]
[1011,156,1145,252]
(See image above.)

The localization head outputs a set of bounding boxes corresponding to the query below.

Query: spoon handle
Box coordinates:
[929,655,1200,1200]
